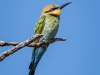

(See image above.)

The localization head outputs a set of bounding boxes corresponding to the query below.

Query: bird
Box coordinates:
[28,2,72,75]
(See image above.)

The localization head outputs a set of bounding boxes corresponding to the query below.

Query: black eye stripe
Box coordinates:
[45,7,58,13]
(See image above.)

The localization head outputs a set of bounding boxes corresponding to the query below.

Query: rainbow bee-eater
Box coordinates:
[29,2,72,75]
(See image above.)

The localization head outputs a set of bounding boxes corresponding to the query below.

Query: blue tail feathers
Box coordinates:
[28,47,47,75]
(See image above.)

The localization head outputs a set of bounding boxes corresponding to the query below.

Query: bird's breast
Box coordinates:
[41,16,60,40]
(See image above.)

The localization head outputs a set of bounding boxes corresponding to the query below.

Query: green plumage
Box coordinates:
[29,10,59,75]
[29,13,60,75]
[28,2,72,75]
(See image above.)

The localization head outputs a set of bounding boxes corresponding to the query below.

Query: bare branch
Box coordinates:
[33,38,66,47]
[0,38,66,47]
[0,34,43,61]
[0,41,20,46]
[0,34,66,62]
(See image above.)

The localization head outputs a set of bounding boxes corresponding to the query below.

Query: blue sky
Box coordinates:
[0,0,100,75]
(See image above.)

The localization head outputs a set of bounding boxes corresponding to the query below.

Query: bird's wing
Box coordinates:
[29,15,46,75]
[34,15,46,43]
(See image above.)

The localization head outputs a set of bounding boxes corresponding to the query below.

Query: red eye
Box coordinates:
[50,8,53,11]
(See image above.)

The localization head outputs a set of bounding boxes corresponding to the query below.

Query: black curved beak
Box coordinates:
[59,2,72,9]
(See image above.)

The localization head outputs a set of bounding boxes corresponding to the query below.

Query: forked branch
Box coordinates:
[0,34,66,62]
[0,34,43,61]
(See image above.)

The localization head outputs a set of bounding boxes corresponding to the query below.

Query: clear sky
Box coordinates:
[0,0,100,75]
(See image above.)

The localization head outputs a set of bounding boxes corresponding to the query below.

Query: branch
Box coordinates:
[0,34,43,61]
[28,38,66,47]
[0,35,66,62]
[0,38,66,47]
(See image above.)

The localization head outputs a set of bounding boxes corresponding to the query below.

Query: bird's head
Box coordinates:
[41,2,72,16]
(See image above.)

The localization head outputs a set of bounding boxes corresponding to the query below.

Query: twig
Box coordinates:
[29,38,66,47]
[0,34,43,61]
[0,38,66,47]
